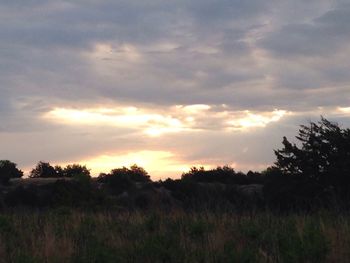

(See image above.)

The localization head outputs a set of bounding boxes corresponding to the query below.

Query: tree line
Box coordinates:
[1,117,350,211]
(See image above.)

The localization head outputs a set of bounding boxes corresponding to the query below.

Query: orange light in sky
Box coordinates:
[74,150,212,180]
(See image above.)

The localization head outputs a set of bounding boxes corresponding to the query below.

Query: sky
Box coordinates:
[1,0,350,179]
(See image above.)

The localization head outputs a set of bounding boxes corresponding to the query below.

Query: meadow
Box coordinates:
[0,209,349,263]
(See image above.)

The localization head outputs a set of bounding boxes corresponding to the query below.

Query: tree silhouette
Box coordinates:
[0,160,23,184]
[29,161,57,178]
[107,164,151,183]
[181,166,261,184]
[274,117,350,196]
[62,164,91,178]
[97,165,150,195]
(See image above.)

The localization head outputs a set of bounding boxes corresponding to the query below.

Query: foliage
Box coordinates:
[4,179,103,208]
[30,163,91,179]
[98,172,133,195]
[62,164,91,178]
[29,161,57,178]
[98,164,151,194]
[0,160,23,184]
[0,210,341,262]
[274,117,350,198]
[108,164,151,183]
[54,165,64,177]
[181,165,262,184]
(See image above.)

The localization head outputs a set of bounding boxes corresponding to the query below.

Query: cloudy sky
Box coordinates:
[1,0,350,179]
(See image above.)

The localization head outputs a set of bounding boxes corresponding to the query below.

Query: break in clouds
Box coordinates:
[1,0,350,178]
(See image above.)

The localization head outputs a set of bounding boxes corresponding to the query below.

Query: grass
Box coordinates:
[0,209,349,262]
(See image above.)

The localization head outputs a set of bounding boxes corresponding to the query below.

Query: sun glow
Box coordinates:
[338,107,350,114]
[77,150,205,179]
[40,105,289,179]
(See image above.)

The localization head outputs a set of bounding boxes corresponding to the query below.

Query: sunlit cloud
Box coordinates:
[176,104,212,114]
[226,109,288,130]
[43,105,289,136]
[338,107,350,114]
[44,106,187,136]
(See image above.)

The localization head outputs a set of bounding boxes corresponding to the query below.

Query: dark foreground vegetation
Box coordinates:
[0,209,349,263]
[1,117,350,262]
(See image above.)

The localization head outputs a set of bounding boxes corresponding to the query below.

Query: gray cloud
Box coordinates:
[260,3,350,57]
[0,0,350,176]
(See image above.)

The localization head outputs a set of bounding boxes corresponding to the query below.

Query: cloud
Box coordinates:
[43,104,289,135]
[0,0,350,178]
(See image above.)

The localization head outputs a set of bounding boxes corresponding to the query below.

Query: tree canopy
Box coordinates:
[62,164,91,178]
[29,161,57,178]
[274,117,350,195]
[99,164,151,183]
[0,160,23,184]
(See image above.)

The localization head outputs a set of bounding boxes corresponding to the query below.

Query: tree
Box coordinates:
[29,161,57,178]
[63,164,90,178]
[274,117,350,194]
[98,164,150,185]
[54,165,64,177]
[97,165,150,195]
[181,166,261,184]
[105,164,150,183]
[0,160,23,184]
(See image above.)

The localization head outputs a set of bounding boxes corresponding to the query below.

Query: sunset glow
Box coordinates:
[74,150,212,179]
[338,107,350,114]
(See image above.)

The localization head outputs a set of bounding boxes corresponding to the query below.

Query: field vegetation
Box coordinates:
[0,209,349,263]
[0,117,350,262]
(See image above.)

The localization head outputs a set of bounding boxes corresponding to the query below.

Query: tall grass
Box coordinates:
[0,209,349,262]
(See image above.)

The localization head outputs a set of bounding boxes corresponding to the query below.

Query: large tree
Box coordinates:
[274,117,350,192]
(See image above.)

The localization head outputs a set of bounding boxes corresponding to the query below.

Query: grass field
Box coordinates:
[0,209,349,263]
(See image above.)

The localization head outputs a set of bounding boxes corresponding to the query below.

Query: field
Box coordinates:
[0,209,349,263]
